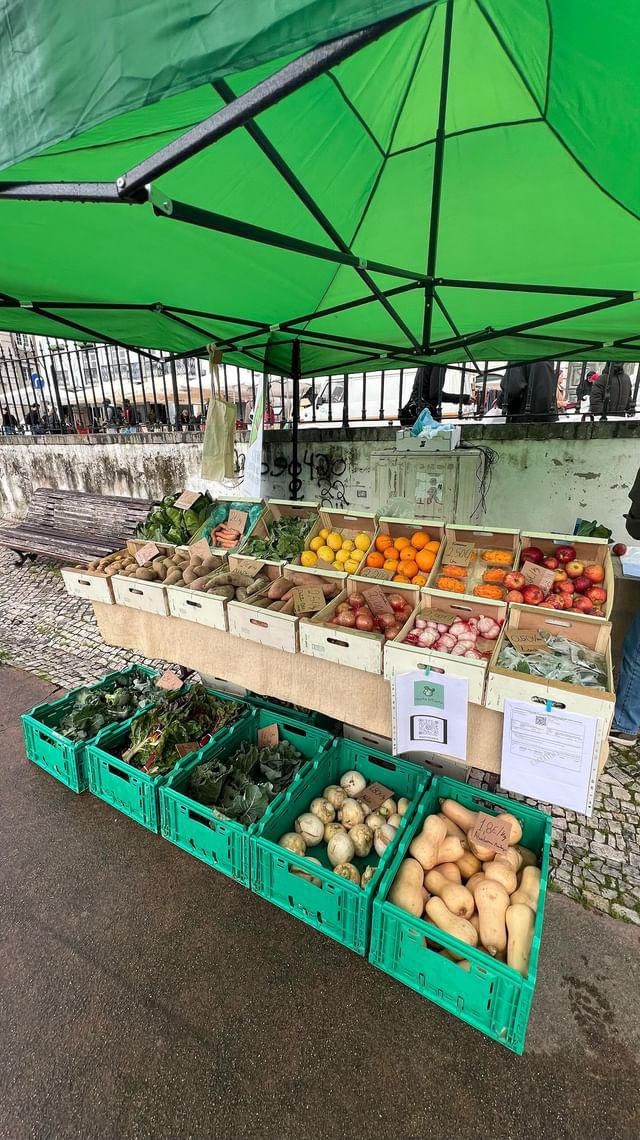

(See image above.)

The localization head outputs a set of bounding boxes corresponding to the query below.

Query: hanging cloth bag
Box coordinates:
[201,346,236,481]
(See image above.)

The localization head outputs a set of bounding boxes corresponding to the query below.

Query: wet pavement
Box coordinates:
[1,666,639,1140]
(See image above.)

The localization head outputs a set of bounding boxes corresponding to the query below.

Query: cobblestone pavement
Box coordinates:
[1,547,639,925]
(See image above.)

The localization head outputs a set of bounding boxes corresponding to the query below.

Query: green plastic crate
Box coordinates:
[369,777,551,1054]
[85,688,250,832]
[20,665,158,794]
[160,711,332,886]
[251,739,431,955]
[244,691,339,732]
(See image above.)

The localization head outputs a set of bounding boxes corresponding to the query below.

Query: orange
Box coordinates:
[375,534,393,553]
[416,549,435,572]
[400,559,418,579]
[393,573,410,583]
[394,536,411,552]
[425,540,441,553]
[411,531,428,550]
[411,573,427,586]
[384,546,400,562]
[366,551,385,569]
[383,558,399,573]
[399,546,417,562]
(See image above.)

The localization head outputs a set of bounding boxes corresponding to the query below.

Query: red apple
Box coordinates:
[522,584,544,606]
[613,542,628,557]
[565,560,585,579]
[539,596,563,609]
[553,580,575,595]
[506,589,524,603]
[504,571,526,590]
[586,586,607,606]
[543,557,559,570]
[555,545,577,564]
[584,563,605,584]
[572,596,595,613]
[573,574,592,594]
[558,593,575,610]
[520,546,545,566]
[553,569,568,583]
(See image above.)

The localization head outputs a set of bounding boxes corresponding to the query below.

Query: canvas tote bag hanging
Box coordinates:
[201,346,236,481]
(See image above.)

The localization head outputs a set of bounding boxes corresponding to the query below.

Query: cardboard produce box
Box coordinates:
[299,578,419,674]
[485,603,614,724]
[519,531,613,618]
[384,589,507,704]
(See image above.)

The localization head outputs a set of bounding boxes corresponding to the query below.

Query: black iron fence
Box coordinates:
[0,335,638,435]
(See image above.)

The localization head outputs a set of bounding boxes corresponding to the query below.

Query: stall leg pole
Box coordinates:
[290,339,301,500]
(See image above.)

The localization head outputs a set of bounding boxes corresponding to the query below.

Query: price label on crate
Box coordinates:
[258,723,279,748]
[135,542,160,566]
[521,560,555,594]
[175,741,200,758]
[361,567,395,580]
[292,586,326,614]
[425,609,456,626]
[174,489,202,510]
[468,811,510,854]
[155,669,184,691]
[506,629,548,654]
[443,541,474,566]
[189,539,211,560]
[236,558,265,578]
[363,585,393,616]
[357,782,393,811]
[227,509,248,537]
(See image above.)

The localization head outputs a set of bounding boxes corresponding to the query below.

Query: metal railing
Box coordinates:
[0,336,638,435]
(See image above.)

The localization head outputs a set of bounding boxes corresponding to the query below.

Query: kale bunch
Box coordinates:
[188,738,304,825]
[56,672,159,742]
[242,516,311,563]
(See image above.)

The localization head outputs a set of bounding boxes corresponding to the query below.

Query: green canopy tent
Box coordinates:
[1,0,640,383]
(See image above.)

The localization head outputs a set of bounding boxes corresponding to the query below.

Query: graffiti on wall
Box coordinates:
[262,446,365,507]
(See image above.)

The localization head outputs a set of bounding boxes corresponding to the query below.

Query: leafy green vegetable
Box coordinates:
[188,737,305,825]
[136,491,214,543]
[242,516,311,563]
[121,684,244,777]
[56,671,159,742]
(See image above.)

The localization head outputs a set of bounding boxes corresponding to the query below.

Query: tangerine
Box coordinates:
[425,540,441,553]
[384,546,400,562]
[416,549,436,572]
[411,531,428,549]
[411,573,427,586]
[366,551,385,568]
[394,536,411,552]
[401,559,418,579]
[375,534,393,553]
[399,546,417,561]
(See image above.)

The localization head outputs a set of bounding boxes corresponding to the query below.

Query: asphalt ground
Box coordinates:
[1,665,639,1140]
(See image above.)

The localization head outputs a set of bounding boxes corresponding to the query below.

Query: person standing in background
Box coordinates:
[610,468,640,747]
[590,362,633,419]
[576,369,600,421]
[2,405,18,434]
[500,359,558,423]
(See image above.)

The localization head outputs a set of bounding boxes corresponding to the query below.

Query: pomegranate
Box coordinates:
[565,560,585,579]
[506,589,524,603]
[504,571,526,590]
[613,542,628,556]
[555,545,577,564]
[522,584,544,606]
[584,563,605,584]
[520,546,545,565]
[572,574,592,595]
[543,557,559,570]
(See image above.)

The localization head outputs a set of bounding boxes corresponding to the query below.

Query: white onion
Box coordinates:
[310,797,335,825]
[327,830,355,866]
[278,832,306,856]
[291,855,322,886]
[340,770,367,796]
[295,812,324,847]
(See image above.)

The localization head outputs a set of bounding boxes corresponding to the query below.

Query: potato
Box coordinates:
[208,585,235,599]
[164,570,183,586]
[134,568,155,581]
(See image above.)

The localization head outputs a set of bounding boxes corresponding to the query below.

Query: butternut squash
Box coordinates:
[485,847,521,873]
[389,858,424,916]
[468,836,497,862]
[456,848,481,880]
[433,861,462,884]
[441,948,471,971]
[484,856,517,895]
[437,813,469,847]
[425,897,478,947]
[475,879,509,957]
[497,811,523,846]
[438,836,465,864]
[516,845,538,869]
[425,870,474,918]
[465,871,486,897]
[409,815,447,870]
[506,903,535,976]
[440,798,475,832]
[511,865,540,912]
[469,911,480,935]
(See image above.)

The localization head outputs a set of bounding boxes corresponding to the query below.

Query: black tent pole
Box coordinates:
[291,340,301,502]
[422,0,454,350]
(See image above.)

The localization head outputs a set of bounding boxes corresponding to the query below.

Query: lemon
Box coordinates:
[319,527,329,540]
[300,550,318,567]
[317,545,335,563]
[341,539,355,552]
[354,532,371,552]
[309,536,324,552]
[335,548,350,564]
[344,558,360,574]
[326,531,343,552]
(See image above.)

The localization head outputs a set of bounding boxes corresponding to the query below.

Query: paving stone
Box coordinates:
[610,904,640,925]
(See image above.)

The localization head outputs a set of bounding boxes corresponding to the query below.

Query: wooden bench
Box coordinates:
[0,487,154,566]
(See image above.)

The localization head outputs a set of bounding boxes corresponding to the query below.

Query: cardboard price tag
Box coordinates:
[237,558,265,578]
[444,541,474,566]
[189,539,211,560]
[363,585,393,616]
[522,560,555,594]
[425,609,455,626]
[292,586,326,614]
[175,741,200,758]
[357,782,393,811]
[506,629,548,655]
[227,509,248,537]
[468,811,510,854]
[361,567,395,581]
[155,670,184,691]
[257,723,279,748]
[135,542,160,566]
[174,489,202,510]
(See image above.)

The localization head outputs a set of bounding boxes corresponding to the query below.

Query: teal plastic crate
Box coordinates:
[369,776,551,1054]
[85,688,250,832]
[160,711,332,886]
[251,738,431,955]
[20,665,158,794]
[243,692,341,735]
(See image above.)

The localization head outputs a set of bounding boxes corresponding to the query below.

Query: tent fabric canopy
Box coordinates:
[1,0,640,376]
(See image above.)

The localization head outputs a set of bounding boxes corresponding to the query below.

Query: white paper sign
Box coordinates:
[392,669,469,762]
[501,700,601,816]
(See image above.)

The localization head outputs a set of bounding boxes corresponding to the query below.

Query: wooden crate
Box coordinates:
[384,589,507,705]
[294,508,377,577]
[299,577,419,675]
[431,524,520,597]
[189,496,265,556]
[357,515,445,587]
[520,531,613,618]
[485,603,615,723]
[232,499,319,570]
[61,567,115,604]
[227,564,337,654]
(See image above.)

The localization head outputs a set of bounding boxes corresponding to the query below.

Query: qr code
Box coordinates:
[535,715,546,726]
